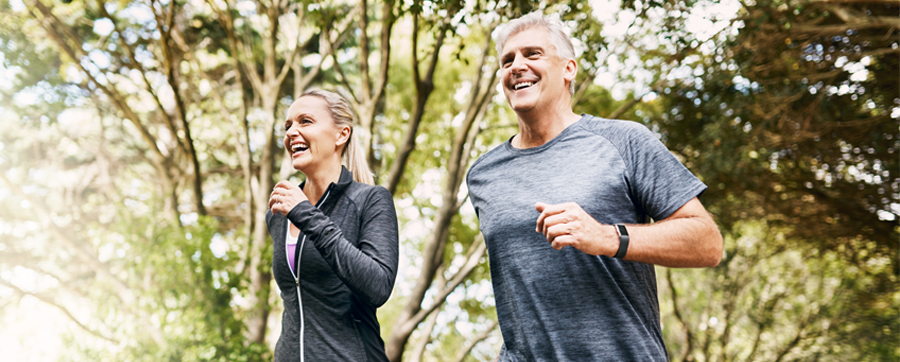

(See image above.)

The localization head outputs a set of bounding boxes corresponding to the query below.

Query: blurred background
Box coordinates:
[0,0,896,360]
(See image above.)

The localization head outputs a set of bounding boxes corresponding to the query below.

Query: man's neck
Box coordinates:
[513,106,581,149]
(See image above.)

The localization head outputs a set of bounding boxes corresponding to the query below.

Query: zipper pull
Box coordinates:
[295,278,300,287]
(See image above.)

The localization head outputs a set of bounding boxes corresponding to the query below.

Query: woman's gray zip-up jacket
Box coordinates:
[267,167,399,362]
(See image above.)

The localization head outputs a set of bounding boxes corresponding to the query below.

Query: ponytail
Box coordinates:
[300,89,375,185]
[343,128,375,185]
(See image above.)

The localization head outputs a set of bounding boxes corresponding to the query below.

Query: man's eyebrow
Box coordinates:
[521,45,544,52]
[500,45,546,62]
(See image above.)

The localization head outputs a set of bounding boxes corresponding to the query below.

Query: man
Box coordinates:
[466,12,723,361]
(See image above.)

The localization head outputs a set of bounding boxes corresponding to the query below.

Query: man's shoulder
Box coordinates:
[572,115,663,157]
[467,140,512,178]
[575,114,652,138]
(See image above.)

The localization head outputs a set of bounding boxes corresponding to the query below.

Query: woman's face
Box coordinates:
[283,96,349,173]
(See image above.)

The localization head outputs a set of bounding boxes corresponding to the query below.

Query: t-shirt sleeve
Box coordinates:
[617,122,707,221]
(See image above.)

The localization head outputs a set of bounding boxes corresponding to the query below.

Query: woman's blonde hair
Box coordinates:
[299,89,375,185]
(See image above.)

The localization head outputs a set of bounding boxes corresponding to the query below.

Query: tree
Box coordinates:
[2,0,895,360]
[638,0,898,358]
[662,220,895,361]
[1,0,337,356]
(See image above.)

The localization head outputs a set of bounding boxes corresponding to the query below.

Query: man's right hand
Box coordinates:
[534,202,618,257]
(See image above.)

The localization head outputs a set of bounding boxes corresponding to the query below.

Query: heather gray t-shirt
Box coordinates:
[466,115,706,361]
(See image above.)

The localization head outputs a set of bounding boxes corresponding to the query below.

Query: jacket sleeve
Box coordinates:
[286,186,399,307]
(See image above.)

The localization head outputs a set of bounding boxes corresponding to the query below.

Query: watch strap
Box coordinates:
[614,224,629,259]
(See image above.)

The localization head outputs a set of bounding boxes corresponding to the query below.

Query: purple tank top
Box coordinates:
[286,224,299,275]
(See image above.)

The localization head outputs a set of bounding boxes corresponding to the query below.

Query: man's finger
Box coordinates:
[545,224,572,242]
[541,213,571,235]
[551,235,576,250]
[535,202,567,232]
[535,202,567,214]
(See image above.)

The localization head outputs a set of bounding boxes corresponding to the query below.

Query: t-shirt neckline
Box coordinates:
[503,114,589,155]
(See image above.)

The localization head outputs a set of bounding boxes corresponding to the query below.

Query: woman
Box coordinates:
[267,89,398,362]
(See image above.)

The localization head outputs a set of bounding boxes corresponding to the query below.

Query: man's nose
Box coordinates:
[509,53,527,73]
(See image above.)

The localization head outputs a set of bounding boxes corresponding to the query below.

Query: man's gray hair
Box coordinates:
[494,11,577,95]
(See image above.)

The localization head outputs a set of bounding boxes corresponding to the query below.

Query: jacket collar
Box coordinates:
[334,166,353,192]
[297,166,353,210]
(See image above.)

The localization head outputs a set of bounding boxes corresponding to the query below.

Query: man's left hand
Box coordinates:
[535,202,616,256]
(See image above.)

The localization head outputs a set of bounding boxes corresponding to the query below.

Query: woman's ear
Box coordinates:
[335,125,351,148]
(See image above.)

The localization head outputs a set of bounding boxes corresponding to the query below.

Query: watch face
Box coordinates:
[616,224,628,236]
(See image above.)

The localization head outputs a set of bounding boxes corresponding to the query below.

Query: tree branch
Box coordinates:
[275,3,304,85]
[95,0,189,160]
[385,16,453,194]
[404,234,487,335]
[386,233,487,361]
[666,268,695,362]
[0,279,120,344]
[452,318,500,362]
[409,268,446,362]
[28,0,170,168]
[325,25,359,104]
[371,0,395,103]
[153,0,206,215]
[358,0,372,99]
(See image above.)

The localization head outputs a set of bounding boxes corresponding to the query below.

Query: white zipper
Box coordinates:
[288,188,331,362]
[284,224,304,362]
[295,239,305,362]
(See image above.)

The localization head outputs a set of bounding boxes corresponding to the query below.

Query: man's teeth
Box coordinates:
[515,82,534,90]
[291,144,309,152]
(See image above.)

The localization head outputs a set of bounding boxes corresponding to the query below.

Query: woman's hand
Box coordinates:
[269,181,309,216]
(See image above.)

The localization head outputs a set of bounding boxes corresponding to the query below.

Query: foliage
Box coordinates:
[0,0,896,360]
[644,0,898,359]
[662,221,896,361]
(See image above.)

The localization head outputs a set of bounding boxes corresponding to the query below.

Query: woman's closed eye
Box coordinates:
[285,118,313,130]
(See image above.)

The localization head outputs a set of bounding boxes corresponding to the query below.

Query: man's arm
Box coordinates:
[535,197,722,268]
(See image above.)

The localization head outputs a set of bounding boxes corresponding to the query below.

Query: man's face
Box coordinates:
[499,27,574,114]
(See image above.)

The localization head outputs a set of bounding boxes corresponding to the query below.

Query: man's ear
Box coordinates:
[563,58,578,83]
[335,125,351,148]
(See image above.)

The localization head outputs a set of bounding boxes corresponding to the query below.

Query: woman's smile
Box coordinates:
[289,141,310,158]
[283,96,344,172]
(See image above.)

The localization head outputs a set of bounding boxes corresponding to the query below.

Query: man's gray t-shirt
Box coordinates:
[466,115,706,361]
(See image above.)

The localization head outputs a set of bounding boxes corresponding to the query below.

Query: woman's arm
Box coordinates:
[287,187,399,307]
